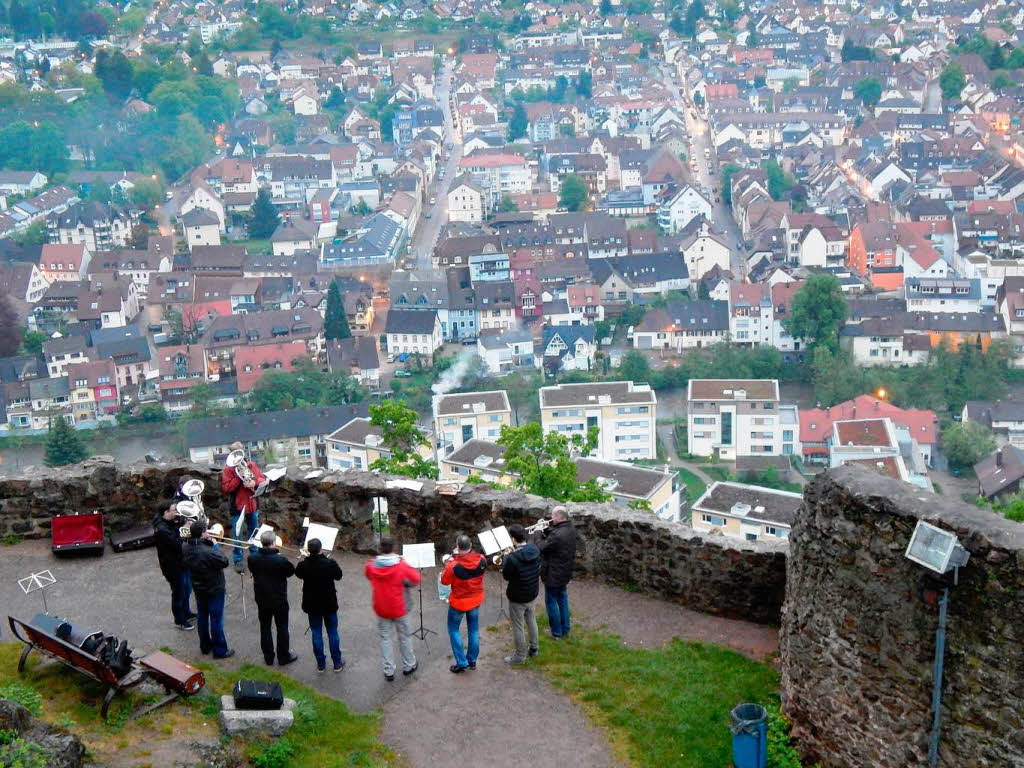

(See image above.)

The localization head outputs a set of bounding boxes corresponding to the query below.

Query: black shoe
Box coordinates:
[233,561,245,574]
[449,664,467,674]
[402,662,418,676]
[200,647,211,655]
[175,621,195,631]
[214,649,235,659]
[468,662,476,670]
[528,647,539,658]
[279,653,299,666]
[264,657,275,666]
[385,673,395,681]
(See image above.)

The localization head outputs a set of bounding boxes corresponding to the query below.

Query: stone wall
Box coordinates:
[0,458,788,625]
[781,465,1024,768]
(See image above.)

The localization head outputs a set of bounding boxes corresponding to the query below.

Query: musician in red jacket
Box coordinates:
[365,537,421,681]
[440,534,487,674]
[220,441,267,572]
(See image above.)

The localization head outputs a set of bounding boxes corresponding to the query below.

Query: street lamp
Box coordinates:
[904,520,970,768]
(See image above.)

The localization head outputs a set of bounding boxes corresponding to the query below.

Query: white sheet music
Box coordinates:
[303,523,339,552]
[249,524,276,547]
[477,529,500,555]
[403,543,436,569]
[265,467,287,481]
[493,526,513,550]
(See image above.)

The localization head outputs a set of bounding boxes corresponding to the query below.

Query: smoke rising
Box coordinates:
[432,347,477,395]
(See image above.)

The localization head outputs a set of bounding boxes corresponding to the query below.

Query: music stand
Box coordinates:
[478,526,512,621]
[18,570,57,613]
[403,543,437,643]
[373,496,389,543]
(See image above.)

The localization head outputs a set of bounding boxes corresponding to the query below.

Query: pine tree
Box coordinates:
[44,417,89,467]
[246,188,280,240]
[324,280,351,340]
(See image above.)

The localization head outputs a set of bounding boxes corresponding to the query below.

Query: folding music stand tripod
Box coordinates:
[403,543,438,643]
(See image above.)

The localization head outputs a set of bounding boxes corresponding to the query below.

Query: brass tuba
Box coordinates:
[176,500,208,538]
[226,449,254,486]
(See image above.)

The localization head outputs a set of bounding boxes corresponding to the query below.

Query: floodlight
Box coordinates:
[905,520,970,575]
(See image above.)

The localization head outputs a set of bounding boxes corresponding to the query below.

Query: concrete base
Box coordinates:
[219,695,295,736]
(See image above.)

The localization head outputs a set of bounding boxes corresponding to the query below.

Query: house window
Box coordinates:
[701,514,726,526]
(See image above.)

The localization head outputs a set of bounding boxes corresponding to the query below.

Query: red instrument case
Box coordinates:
[51,512,105,556]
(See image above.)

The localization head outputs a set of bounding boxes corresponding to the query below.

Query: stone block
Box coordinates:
[219,696,295,736]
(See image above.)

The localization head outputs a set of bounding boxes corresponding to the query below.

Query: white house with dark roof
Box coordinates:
[384,309,442,358]
[181,208,222,250]
[432,390,512,457]
[691,481,801,541]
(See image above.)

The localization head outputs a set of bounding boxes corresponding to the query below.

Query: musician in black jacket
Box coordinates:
[295,538,345,673]
[501,523,540,665]
[247,530,297,666]
[182,520,234,659]
[538,505,577,639]
[154,503,196,631]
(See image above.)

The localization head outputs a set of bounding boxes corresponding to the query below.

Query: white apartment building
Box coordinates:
[457,153,531,205]
[691,481,801,541]
[447,175,485,223]
[432,390,512,457]
[686,379,788,460]
[539,381,657,461]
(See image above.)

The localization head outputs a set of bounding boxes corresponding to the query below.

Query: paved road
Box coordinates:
[659,64,746,278]
[411,61,464,271]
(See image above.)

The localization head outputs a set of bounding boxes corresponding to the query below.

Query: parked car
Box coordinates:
[386,353,396,363]
[460,337,477,346]
[394,369,413,378]
[425,211,432,218]
[429,197,436,205]
[397,352,410,362]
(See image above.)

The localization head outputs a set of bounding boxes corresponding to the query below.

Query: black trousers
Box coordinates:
[257,601,290,663]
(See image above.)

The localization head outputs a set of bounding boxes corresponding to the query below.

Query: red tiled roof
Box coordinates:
[800,395,937,449]
[235,341,310,393]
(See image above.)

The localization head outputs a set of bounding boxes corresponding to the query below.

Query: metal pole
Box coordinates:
[929,588,949,767]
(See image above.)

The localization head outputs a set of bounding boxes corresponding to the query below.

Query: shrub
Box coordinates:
[253,739,297,768]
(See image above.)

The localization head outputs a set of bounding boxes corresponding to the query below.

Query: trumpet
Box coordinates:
[492,548,512,567]
[526,518,551,534]
[226,449,255,487]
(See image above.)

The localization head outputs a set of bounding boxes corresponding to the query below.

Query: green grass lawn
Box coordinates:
[230,238,272,254]
[532,625,780,768]
[703,466,733,483]
[0,642,397,767]
[675,467,707,503]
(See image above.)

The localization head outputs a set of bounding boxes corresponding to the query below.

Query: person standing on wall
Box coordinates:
[538,506,576,640]
[247,530,298,667]
[501,523,540,664]
[153,503,196,631]
[295,538,345,673]
[365,537,420,681]
[220,441,267,574]
[182,519,234,659]
[440,534,487,673]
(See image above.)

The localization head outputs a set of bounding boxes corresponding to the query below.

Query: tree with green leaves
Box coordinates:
[558,173,589,212]
[496,195,519,213]
[508,102,528,141]
[497,422,609,502]
[576,71,593,99]
[618,350,651,382]
[939,61,966,101]
[841,40,875,62]
[761,159,795,201]
[810,347,862,408]
[0,294,22,357]
[782,274,848,353]
[95,49,134,100]
[853,77,882,107]
[941,421,996,469]
[324,280,351,341]
[681,0,705,36]
[783,77,801,93]
[368,401,438,479]
[600,0,613,15]
[720,163,741,205]
[247,188,280,239]
[992,72,1014,91]
[44,417,88,467]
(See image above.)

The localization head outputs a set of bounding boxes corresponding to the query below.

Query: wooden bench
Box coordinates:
[10,615,153,719]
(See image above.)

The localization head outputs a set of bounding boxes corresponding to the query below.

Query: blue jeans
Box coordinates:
[229,510,259,564]
[309,613,342,669]
[545,585,570,637]
[195,591,229,657]
[447,605,479,668]
[170,570,194,626]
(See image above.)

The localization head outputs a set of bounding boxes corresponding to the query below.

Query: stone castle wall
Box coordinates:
[0,458,788,625]
[781,466,1024,768]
